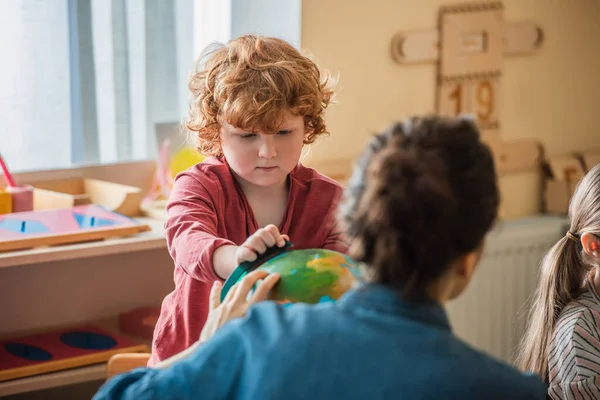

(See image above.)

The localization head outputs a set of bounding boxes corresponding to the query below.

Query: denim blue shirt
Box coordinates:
[93,284,546,399]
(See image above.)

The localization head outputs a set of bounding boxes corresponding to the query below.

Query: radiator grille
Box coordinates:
[445,215,568,363]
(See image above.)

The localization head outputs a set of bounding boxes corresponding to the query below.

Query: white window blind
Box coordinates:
[0,0,301,174]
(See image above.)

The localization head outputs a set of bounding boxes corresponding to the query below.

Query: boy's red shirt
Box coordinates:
[148,156,348,365]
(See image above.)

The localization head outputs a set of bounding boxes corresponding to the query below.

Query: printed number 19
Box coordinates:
[448,81,494,121]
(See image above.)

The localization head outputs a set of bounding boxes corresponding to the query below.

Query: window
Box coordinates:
[0,0,301,174]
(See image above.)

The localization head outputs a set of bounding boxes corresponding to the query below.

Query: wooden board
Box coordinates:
[439,3,504,78]
[0,325,148,382]
[0,204,150,252]
[33,178,143,217]
[437,3,504,123]
[391,2,544,176]
[432,2,541,175]
[391,22,543,64]
[546,155,586,182]
[493,139,541,174]
[437,76,501,130]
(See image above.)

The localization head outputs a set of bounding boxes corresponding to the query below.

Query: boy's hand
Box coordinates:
[199,270,280,343]
[235,224,289,266]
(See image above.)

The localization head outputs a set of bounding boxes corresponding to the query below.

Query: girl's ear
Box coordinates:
[581,232,600,262]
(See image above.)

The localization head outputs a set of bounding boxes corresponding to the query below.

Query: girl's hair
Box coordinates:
[187,35,335,157]
[338,115,500,298]
[517,163,600,379]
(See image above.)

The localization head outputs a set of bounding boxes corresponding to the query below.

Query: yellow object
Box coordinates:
[168,147,205,178]
[0,189,11,214]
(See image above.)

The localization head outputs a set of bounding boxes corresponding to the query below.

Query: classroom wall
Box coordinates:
[301,0,600,219]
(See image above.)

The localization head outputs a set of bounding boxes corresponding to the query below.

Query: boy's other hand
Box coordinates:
[235,224,289,266]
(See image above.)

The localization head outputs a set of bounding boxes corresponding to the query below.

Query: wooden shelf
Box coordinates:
[0,363,106,397]
[0,217,166,269]
[0,318,151,396]
[0,162,160,396]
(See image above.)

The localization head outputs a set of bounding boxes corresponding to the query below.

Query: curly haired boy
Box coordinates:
[149,35,347,365]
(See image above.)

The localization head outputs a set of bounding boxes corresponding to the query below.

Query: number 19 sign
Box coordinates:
[390,1,544,174]
[438,79,499,129]
[436,3,504,135]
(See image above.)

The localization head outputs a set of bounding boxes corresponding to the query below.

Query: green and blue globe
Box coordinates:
[226,248,362,305]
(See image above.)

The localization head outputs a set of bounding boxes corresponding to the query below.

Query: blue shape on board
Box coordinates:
[73,213,117,229]
[0,219,49,234]
[60,331,117,350]
[4,342,53,361]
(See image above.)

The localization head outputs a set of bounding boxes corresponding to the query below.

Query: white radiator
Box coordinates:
[445,215,568,364]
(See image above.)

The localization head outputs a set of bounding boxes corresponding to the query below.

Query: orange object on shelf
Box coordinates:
[0,189,11,215]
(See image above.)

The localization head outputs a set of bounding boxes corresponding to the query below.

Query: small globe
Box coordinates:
[224,248,362,305]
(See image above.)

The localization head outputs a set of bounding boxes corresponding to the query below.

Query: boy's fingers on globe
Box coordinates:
[247,234,268,254]
[238,245,258,263]
[260,227,278,248]
[263,224,279,234]
[264,224,281,240]
[279,234,290,246]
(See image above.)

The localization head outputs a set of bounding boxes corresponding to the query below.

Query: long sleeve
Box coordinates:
[164,171,235,283]
[320,188,349,254]
[93,325,246,400]
[548,307,600,399]
[322,219,349,254]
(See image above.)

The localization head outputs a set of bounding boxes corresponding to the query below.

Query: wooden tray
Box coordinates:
[32,178,142,217]
[0,205,151,252]
[0,324,148,382]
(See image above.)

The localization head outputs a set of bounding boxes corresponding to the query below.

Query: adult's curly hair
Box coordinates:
[338,115,500,299]
[187,35,336,157]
